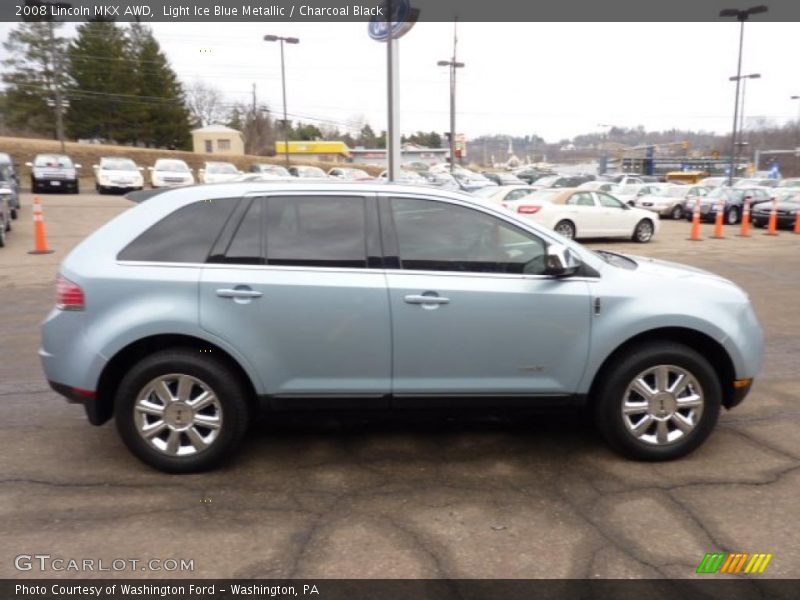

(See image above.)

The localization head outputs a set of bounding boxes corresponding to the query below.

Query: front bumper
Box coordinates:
[34,178,76,190]
[726,378,754,409]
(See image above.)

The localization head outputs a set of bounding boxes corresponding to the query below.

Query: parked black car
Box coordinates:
[686,187,772,224]
[480,171,526,186]
[513,167,556,185]
[752,194,799,229]
[27,154,81,194]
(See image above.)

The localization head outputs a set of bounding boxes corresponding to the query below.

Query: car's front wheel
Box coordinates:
[670,205,683,220]
[726,207,740,225]
[632,219,654,243]
[594,342,721,461]
[115,349,251,473]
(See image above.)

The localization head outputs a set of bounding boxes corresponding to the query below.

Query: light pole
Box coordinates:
[438,23,464,174]
[730,73,760,175]
[719,5,767,185]
[791,95,800,145]
[264,34,299,168]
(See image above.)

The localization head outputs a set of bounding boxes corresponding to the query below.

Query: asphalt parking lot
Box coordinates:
[1,191,799,579]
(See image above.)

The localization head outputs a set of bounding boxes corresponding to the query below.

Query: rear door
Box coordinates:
[199,192,391,400]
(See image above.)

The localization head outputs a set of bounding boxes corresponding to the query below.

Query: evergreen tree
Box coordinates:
[1,21,69,137]
[65,19,136,142]
[129,23,191,148]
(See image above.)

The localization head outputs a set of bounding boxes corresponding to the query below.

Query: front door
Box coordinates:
[382,195,593,398]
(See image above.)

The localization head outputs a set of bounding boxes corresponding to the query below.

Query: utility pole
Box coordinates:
[438,21,465,174]
[47,20,65,153]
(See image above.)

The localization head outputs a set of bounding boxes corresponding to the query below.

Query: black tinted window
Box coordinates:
[266,196,367,268]
[118,198,237,263]
[391,197,546,274]
[223,198,263,264]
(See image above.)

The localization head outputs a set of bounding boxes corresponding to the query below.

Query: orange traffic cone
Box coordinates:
[737,197,751,237]
[765,197,779,236]
[794,195,800,234]
[712,199,725,239]
[688,201,702,241]
[28,196,54,255]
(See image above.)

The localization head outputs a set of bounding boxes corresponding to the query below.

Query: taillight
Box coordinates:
[517,205,541,214]
[56,275,85,311]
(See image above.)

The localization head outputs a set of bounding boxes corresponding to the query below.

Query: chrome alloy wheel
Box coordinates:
[133,374,223,456]
[621,365,704,445]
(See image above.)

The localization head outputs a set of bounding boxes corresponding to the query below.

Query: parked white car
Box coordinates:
[634,185,710,220]
[148,159,195,188]
[198,161,241,184]
[503,188,660,242]
[472,185,538,204]
[93,157,144,194]
[614,183,670,206]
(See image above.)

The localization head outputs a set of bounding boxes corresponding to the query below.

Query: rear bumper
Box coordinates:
[48,380,108,425]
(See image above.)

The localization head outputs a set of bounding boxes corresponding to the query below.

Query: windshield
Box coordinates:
[341,168,369,179]
[206,162,238,174]
[660,187,688,198]
[257,165,290,176]
[533,175,558,186]
[155,160,189,172]
[35,155,72,168]
[297,166,326,177]
[101,159,137,171]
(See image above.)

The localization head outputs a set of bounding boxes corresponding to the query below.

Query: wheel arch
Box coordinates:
[94,334,258,425]
[587,327,737,409]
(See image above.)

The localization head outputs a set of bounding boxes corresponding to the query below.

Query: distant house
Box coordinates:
[192,125,245,156]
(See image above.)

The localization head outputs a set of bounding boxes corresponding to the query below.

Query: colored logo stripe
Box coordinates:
[697,552,773,574]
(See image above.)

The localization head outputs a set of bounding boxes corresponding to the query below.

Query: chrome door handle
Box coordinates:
[216,288,263,299]
[404,294,450,305]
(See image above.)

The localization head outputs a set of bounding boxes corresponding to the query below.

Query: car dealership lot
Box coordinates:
[1,192,799,578]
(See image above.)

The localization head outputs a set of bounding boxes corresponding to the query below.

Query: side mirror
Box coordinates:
[25,162,33,167]
[544,244,581,277]
[92,164,99,169]
[75,164,82,169]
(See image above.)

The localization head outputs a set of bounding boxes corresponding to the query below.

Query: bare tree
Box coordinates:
[185,80,226,127]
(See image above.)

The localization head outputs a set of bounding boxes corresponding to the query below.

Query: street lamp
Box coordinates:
[264,34,299,168]
[791,95,800,145]
[719,4,768,184]
[730,73,760,173]
[437,59,465,173]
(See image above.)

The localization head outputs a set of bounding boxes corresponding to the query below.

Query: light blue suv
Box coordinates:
[40,183,763,472]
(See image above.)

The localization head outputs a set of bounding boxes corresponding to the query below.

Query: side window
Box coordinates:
[505,189,530,201]
[596,192,625,209]
[222,197,264,264]
[266,196,367,268]
[390,197,547,275]
[117,198,237,263]
[567,192,594,207]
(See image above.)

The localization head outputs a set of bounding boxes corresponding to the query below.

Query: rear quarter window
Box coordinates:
[117,198,238,263]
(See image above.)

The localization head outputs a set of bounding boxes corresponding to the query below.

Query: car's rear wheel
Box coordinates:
[554,219,576,239]
[726,207,740,225]
[115,349,251,473]
[632,219,654,243]
[0,223,5,247]
[10,208,17,220]
[670,205,683,220]
[594,342,721,461]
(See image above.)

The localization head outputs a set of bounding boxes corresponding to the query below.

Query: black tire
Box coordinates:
[10,208,17,220]
[72,181,80,194]
[0,223,5,247]
[5,217,10,232]
[670,205,683,220]
[115,349,252,473]
[96,184,105,194]
[726,207,739,225]
[554,219,576,240]
[632,219,655,243]
[31,180,39,194]
[593,342,721,461]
